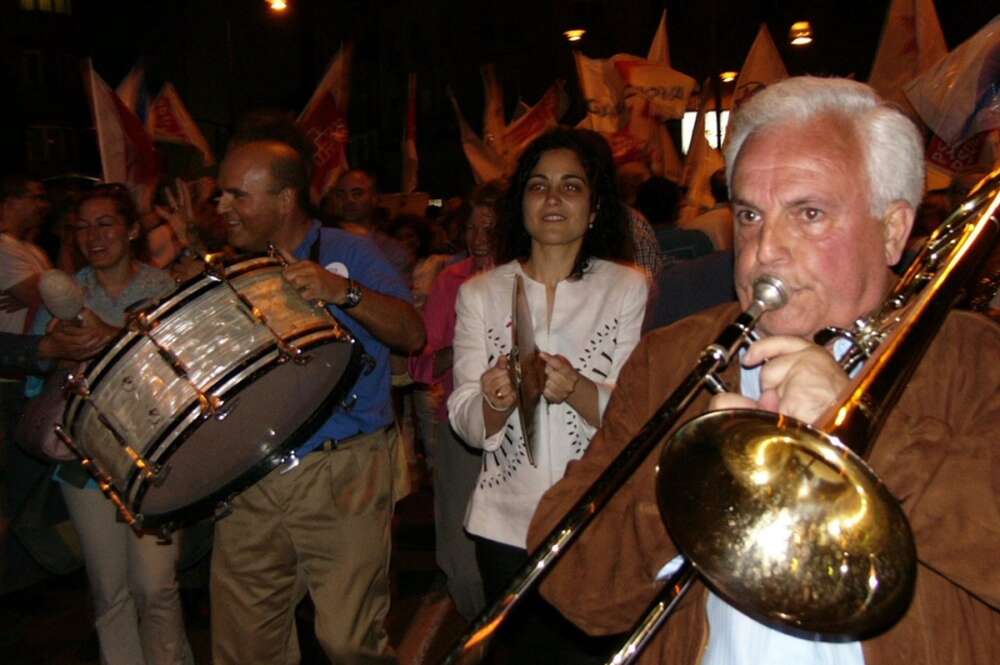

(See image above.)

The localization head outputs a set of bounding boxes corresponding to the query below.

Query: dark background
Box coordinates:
[1,0,995,197]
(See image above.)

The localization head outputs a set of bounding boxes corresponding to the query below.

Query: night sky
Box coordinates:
[16,0,1000,196]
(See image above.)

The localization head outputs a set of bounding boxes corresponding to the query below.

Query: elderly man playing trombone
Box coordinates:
[527,77,1000,665]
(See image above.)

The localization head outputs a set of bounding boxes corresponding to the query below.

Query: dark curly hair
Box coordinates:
[494,128,633,279]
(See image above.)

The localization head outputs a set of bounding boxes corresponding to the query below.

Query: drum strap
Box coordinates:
[309,233,322,264]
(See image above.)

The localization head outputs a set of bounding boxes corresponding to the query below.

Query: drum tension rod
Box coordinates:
[126,309,224,418]
[65,373,166,486]
[55,425,142,532]
[208,252,311,365]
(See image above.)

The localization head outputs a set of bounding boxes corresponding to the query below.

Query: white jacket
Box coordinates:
[448,258,648,547]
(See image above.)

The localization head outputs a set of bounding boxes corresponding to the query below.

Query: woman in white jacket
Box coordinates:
[448,128,648,662]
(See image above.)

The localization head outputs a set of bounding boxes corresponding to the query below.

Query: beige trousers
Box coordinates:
[210,429,396,665]
[61,483,194,665]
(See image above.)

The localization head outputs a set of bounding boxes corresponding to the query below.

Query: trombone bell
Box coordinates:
[657,409,916,639]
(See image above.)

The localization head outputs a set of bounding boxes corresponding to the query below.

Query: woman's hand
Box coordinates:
[481,354,516,411]
[154,178,197,247]
[539,351,580,404]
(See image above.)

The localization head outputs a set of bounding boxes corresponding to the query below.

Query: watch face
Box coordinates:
[344,281,362,308]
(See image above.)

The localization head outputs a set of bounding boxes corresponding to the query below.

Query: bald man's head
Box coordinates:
[333,169,378,225]
[217,140,310,250]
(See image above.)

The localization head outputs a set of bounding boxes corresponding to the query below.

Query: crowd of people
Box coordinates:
[0,75,998,665]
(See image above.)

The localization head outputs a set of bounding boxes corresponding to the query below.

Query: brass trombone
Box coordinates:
[442,167,1000,665]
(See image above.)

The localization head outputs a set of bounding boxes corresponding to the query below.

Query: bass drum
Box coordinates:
[61,255,364,531]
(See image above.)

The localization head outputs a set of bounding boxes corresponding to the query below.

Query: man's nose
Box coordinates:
[755,217,790,264]
[216,193,232,214]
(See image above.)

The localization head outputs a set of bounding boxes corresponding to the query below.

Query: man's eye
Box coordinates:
[801,207,824,222]
[735,209,759,224]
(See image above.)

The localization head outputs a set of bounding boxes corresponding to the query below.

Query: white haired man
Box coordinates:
[528,77,1000,665]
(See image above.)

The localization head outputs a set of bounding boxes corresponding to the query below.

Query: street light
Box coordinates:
[789,21,813,46]
[719,71,738,83]
[563,28,586,42]
[267,0,287,12]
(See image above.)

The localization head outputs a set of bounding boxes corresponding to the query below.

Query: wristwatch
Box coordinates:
[342,279,362,309]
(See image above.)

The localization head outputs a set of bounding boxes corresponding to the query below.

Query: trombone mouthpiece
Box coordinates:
[752,276,788,313]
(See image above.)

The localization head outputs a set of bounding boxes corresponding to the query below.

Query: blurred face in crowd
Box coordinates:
[393,225,421,258]
[217,143,284,251]
[522,148,595,253]
[3,181,50,236]
[333,171,377,223]
[730,114,912,338]
[73,197,134,271]
[465,205,495,260]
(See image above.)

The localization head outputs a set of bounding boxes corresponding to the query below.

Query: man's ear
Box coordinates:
[881,201,915,266]
[277,187,296,216]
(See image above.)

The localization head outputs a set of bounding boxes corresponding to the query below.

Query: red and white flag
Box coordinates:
[926,131,991,174]
[511,99,531,122]
[481,64,507,155]
[85,60,159,210]
[500,82,566,160]
[868,0,947,108]
[681,81,725,215]
[147,83,215,166]
[297,44,353,203]
[447,89,505,184]
[732,24,788,110]
[613,55,695,121]
[401,73,419,194]
[646,10,671,66]
[905,15,1000,146]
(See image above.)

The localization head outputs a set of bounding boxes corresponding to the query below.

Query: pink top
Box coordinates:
[408,257,479,420]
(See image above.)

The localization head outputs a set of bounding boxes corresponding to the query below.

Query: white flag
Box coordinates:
[733,24,788,110]
[868,0,948,108]
[574,51,624,133]
[682,82,725,216]
[905,15,1000,145]
[647,10,670,66]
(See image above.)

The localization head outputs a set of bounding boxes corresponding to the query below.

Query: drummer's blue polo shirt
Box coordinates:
[293,221,411,454]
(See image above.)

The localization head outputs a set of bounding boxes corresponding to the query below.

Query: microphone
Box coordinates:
[38,269,85,322]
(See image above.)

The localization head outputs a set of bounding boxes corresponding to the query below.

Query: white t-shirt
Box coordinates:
[448,258,648,548]
[0,233,51,333]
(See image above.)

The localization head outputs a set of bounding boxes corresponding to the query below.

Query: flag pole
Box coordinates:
[711,0,722,147]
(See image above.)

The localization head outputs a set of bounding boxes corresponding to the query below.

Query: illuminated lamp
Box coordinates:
[789,21,813,46]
